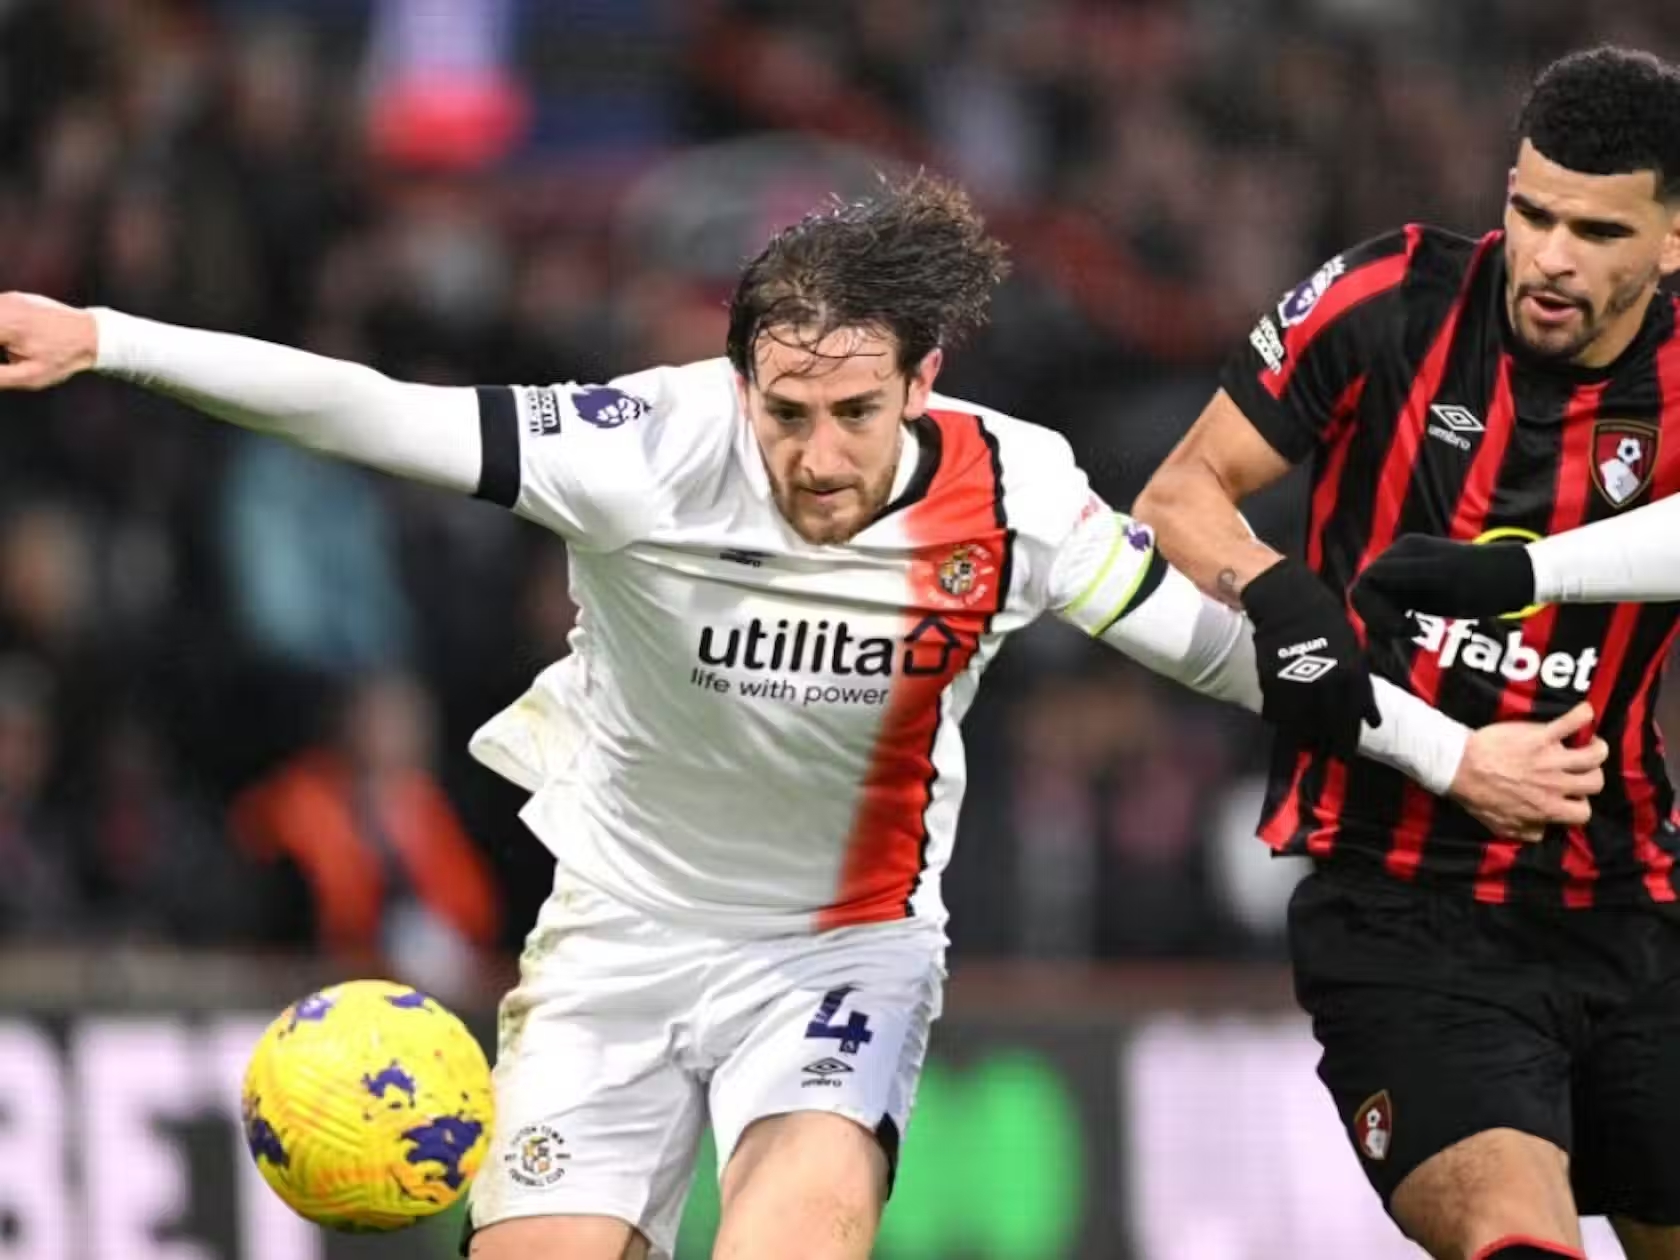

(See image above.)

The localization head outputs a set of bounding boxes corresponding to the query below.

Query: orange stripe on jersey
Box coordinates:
[817,408,1012,932]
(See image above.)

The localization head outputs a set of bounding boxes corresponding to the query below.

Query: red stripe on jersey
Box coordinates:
[1565,605,1639,905]
[1474,381,1605,901]
[1261,751,1312,852]
[1263,372,1364,860]
[1622,325,1680,901]
[1307,760,1349,857]
[1623,619,1680,902]
[818,409,1007,931]
[1354,235,1497,579]
[1380,329,1511,880]
[1266,228,1419,400]
[1304,375,1369,573]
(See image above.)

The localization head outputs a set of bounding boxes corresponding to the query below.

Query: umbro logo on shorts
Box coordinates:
[802,1058,854,1088]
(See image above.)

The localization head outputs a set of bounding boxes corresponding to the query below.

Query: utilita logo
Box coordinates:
[697,616,961,678]
[1411,613,1597,692]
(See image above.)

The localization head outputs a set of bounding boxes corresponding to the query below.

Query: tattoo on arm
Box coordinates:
[1216,567,1243,608]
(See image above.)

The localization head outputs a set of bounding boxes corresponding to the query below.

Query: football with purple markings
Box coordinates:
[241,979,494,1231]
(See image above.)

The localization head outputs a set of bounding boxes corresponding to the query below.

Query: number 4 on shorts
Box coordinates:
[805,986,874,1054]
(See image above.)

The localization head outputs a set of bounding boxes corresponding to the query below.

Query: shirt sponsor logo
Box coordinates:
[1410,613,1597,692]
[689,615,965,707]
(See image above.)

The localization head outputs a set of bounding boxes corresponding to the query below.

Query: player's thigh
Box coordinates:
[706,934,941,1260]
[468,1214,650,1260]
[467,884,712,1259]
[713,1112,888,1260]
[1390,1128,1579,1259]
[1614,1220,1680,1260]
[1574,971,1680,1228]
[1288,873,1578,1255]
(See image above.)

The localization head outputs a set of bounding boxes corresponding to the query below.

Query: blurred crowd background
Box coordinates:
[2,0,1679,994]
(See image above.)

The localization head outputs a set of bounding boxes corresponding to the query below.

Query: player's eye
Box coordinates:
[768,407,805,427]
[1577,223,1630,242]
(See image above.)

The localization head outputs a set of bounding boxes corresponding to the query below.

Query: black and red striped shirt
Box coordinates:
[1224,224,1680,908]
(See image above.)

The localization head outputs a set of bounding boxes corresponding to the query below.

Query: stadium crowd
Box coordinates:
[1,0,1676,982]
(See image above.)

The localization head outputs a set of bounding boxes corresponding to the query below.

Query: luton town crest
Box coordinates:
[1592,421,1658,507]
[927,542,998,608]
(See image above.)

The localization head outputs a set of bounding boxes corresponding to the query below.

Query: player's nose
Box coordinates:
[1533,226,1577,280]
[800,416,851,479]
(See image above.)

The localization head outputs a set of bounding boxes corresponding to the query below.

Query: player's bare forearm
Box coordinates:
[1133,461,1283,606]
[1132,390,1294,607]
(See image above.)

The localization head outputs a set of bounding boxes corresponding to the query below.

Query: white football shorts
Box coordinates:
[464,870,945,1259]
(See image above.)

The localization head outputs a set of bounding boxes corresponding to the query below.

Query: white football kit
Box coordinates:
[90,312,1472,1257]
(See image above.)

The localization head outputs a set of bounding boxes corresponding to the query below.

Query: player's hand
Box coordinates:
[1240,555,1379,758]
[1353,534,1537,637]
[1449,701,1607,842]
[0,292,100,391]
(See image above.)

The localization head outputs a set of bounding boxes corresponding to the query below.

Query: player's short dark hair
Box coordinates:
[1517,46,1680,199]
[726,170,1011,380]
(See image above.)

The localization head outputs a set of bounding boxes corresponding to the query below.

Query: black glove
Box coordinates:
[1241,557,1380,758]
[1351,534,1537,638]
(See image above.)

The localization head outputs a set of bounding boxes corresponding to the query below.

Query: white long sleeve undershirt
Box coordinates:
[1528,493,1680,604]
[1089,560,1469,797]
[93,308,485,492]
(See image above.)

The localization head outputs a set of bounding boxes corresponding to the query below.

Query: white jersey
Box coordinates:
[90,309,1472,943]
[470,359,1175,936]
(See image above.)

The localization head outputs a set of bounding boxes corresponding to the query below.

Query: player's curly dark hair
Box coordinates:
[726,170,1011,380]
[1517,46,1680,197]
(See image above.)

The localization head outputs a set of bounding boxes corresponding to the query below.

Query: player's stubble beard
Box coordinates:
[1506,261,1659,364]
[776,421,906,546]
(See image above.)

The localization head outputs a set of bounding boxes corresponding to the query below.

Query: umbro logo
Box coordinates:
[1277,654,1337,683]
[802,1058,853,1089]
[1427,404,1483,451]
[1275,639,1337,683]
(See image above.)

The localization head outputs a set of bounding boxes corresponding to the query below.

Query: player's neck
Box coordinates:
[889,422,920,500]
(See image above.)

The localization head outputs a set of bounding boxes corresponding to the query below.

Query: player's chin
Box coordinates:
[1515,318,1592,361]
[790,503,865,545]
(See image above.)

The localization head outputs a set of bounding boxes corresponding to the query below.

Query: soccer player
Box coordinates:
[0,176,1598,1260]
[1133,45,1680,1260]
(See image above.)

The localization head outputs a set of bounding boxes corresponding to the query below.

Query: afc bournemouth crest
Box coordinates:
[1593,421,1658,507]
[928,542,998,608]
[1353,1090,1393,1163]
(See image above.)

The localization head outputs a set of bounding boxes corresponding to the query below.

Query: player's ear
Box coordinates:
[1658,195,1680,277]
[904,347,943,419]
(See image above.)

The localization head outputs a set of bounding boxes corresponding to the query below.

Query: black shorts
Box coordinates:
[1288,864,1680,1223]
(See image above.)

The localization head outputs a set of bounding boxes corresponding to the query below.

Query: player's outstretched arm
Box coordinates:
[1,295,487,493]
[1053,513,1604,836]
[1355,498,1680,636]
[0,293,661,548]
[0,293,488,492]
